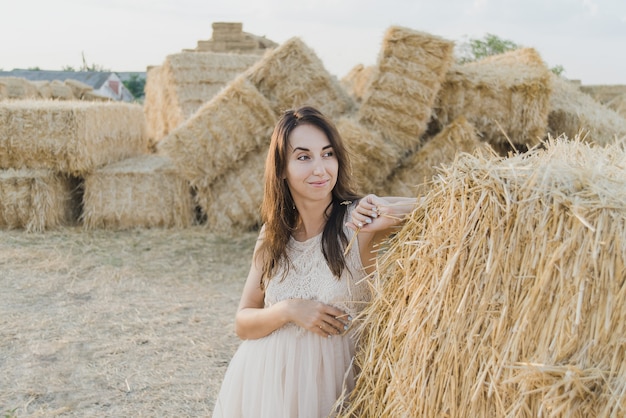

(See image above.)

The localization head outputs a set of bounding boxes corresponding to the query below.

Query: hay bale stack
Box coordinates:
[0,168,76,232]
[383,116,492,197]
[0,101,148,176]
[340,137,626,417]
[580,84,626,115]
[340,64,376,103]
[195,22,277,54]
[336,116,400,195]
[158,75,277,193]
[64,79,93,99]
[82,155,194,229]
[143,52,260,143]
[434,48,552,151]
[33,80,53,99]
[49,80,76,100]
[245,37,354,117]
[143,66,168,143]
[358,26,455,152]
[199,149,266,232]
[0,77,40,99]
[548,74,626,146]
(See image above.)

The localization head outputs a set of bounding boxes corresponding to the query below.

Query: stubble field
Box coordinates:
[0,227,258,417]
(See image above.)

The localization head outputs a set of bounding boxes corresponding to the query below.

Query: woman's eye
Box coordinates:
[323,151,334,158]
[297,155,310,161]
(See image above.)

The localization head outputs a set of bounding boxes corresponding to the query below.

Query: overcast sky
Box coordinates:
[2,0,625,85]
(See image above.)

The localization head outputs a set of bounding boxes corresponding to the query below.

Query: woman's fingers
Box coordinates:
[317,308,352,337]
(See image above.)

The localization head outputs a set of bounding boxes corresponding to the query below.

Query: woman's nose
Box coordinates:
[313,160,325,175]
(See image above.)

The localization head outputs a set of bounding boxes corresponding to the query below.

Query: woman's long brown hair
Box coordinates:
[258,106,360,288]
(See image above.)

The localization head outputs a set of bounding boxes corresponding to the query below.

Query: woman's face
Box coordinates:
[284,124,338,205]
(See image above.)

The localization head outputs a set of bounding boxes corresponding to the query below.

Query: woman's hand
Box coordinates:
[283,299,351,338]
[346,194,410,233]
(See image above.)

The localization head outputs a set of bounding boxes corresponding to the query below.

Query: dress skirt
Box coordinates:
[212,324,356,418]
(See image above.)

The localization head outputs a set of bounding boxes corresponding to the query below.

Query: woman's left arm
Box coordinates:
[346,194,421,273]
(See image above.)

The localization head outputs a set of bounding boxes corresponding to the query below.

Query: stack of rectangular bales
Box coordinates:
[82,155,194,229]
[383,116,492,197]
[433,48,552,153]
[548,74,626,145]
[346,26,456,193]
[0,100,147,231]
[358,26,456,155]
[143,52,261,144]
[158,37,355,232]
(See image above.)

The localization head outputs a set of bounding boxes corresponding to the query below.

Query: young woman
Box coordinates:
[212,106,416,418]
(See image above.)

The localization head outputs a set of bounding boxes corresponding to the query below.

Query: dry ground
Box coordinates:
[0,226,258,417]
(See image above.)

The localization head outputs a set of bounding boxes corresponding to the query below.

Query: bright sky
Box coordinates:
[2,0,625,85]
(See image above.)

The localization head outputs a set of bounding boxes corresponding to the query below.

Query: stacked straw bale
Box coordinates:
[64,79,94,99]
[245,37,354,117]
[0,77,109,101]
[143,66,168,143]
[82,155,194,229]
[194,22,277,54]
[48,80,76,100]
[336,116,400,195]
[358,26,455,153]
[383,116,492,197]
[158,75,277,231]
[434,48,552,151]
[340,137,626,417]
[548,74,626,146]
[580,84,626,118]
[158,75,277,189]
[0,168,77,232]
[143,52,260,143]
[200,149,266,232]
[0,77,40,100]
[340,64,376,103]
[0,100,148,176]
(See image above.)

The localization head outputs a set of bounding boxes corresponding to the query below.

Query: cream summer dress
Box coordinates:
[212,212,370,418]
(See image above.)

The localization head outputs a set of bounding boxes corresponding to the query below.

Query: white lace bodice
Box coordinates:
[264,209,371,319]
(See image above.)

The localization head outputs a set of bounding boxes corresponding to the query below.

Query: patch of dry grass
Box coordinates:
[0,226,257,417]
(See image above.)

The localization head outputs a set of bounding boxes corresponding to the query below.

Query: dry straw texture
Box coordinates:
[0,168,76,232]
[341,64,376,103]
[580,84,626,118]
[82,155,195,230]
[359,26,455,152]
[246,37,354,117]
[0,77,40,100]
[198,148,266,233]
[64,79,93,99]
[143,66,168,143]
[434,48,552,150]
[143,52,260,143]
[383,116,491,197]
[0,100,148,176]
[336,116,400,195]
[548,74,626,146]
[341,137,626,417]
[158,75,277,191]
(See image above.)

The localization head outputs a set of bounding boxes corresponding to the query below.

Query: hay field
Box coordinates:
[0,226,257,417]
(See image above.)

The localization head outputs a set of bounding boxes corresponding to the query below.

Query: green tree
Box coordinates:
[27,66,42,71]
[457,33,518,63]
[62,65,76,72]
[122,73,146,100]
[457,33,565,76]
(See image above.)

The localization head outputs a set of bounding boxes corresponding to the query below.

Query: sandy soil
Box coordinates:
[0,226,258,417]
